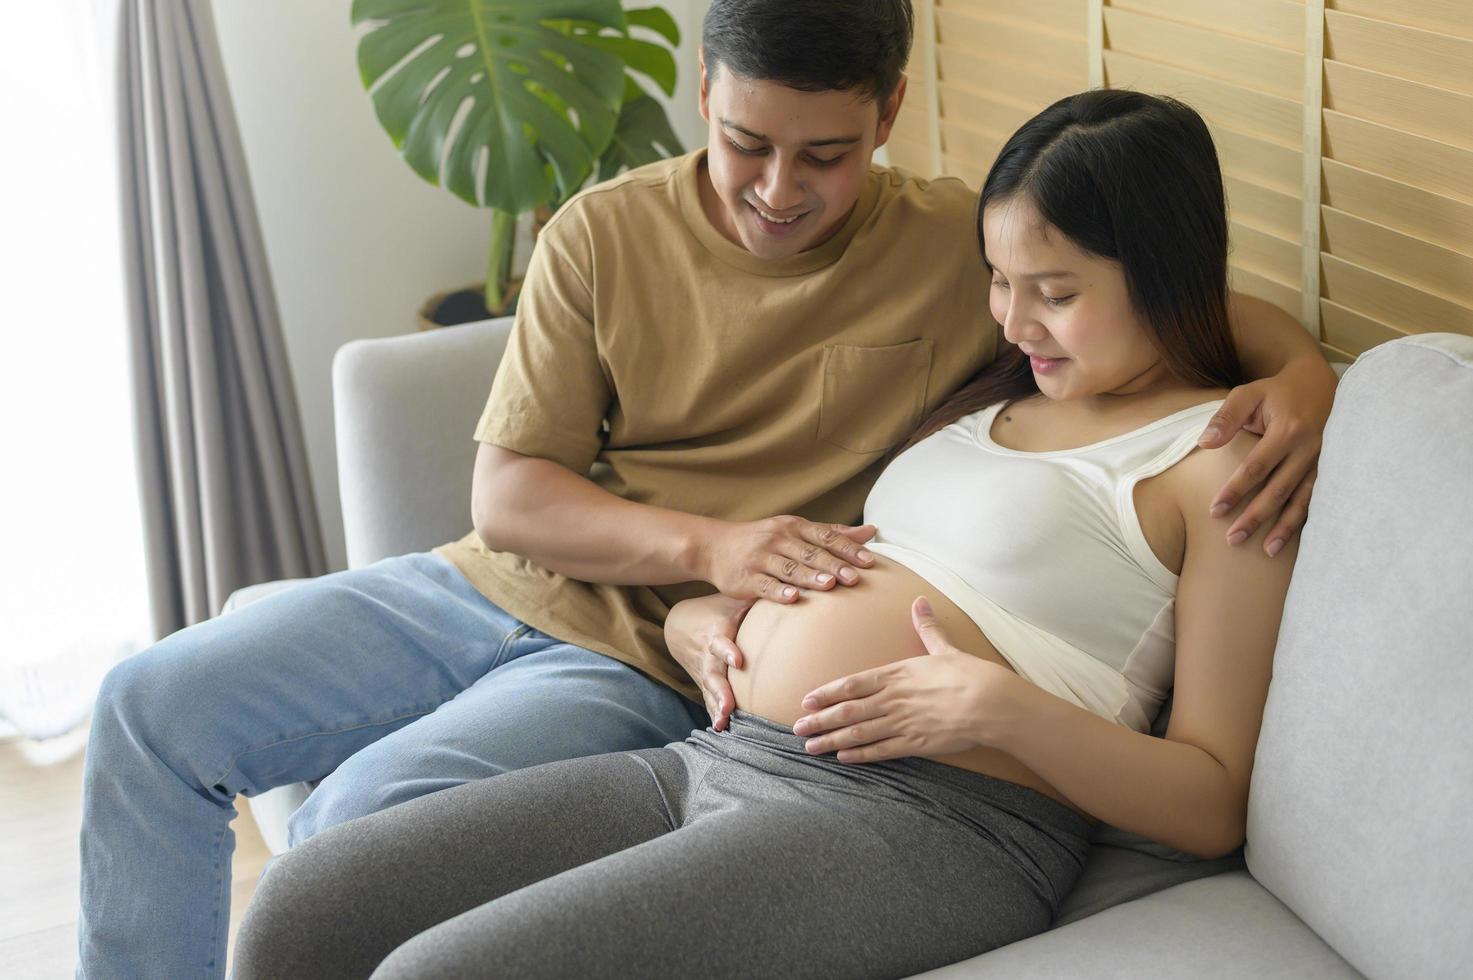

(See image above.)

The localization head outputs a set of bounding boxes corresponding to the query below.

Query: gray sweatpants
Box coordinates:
[231,710,1092,980]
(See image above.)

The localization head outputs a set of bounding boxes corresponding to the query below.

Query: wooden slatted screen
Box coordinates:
[888,0,1473,362]
[887,0,1090,186]
[1318,2,1473,359]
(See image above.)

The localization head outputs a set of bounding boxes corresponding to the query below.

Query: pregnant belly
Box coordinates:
[728,554,1093,822]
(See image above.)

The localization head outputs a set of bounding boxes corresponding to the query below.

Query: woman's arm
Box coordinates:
[664,593,757,731]
[981,430,1299,857]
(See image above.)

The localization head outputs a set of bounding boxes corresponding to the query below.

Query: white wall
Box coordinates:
[212,1,710,570]
[652,0,713,151]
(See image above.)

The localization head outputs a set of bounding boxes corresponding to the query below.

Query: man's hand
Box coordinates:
[665,593,756,731]
[699,518,878,601]
[1196,358,1337,557]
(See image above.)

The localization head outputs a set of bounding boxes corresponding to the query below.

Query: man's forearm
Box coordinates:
[475,451,717,587]
[1230,291,1329,381]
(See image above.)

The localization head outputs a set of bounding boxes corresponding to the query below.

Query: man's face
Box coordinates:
[697,54,904,260]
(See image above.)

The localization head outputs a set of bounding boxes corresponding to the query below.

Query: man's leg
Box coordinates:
[285,628,707,844]
[77,552,531,980]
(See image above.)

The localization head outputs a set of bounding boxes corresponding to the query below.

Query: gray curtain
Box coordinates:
[116,0,327,638]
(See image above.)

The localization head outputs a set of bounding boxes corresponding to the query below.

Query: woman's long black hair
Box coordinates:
[896,89,1245,454]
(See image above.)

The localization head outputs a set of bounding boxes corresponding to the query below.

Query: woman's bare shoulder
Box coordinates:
[1154,399,1254,499]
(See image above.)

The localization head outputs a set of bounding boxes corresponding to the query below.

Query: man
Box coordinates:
[76,1,1336,976]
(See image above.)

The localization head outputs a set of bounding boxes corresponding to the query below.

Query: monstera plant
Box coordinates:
[352,0,686,318]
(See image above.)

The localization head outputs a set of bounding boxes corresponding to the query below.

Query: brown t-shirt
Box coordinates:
[434,149,998,703]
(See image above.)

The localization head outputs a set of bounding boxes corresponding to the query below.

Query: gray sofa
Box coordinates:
[230,319,1472,978]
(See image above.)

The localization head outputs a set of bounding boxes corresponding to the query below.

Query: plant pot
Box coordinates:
[416,279,523,331]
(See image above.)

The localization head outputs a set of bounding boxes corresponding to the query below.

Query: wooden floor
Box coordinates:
[0,726,272,979]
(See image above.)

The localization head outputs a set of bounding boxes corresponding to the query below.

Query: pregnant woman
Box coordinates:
[232,90,1302,980]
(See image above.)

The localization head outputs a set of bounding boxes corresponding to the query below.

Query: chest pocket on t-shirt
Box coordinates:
[817,340,934,454]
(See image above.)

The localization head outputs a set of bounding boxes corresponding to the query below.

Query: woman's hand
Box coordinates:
[1196,357,1337,556]
[664,592,757,731]
[698,519,877,601]
[791,597,1017,763]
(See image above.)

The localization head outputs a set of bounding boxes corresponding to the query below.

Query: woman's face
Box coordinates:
[981,196,1171,401]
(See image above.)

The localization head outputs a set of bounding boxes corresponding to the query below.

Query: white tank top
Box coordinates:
[863,396,1224,732]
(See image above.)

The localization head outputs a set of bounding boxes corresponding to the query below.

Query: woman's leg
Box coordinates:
[230,747,708,980]
[365,732,1091,980]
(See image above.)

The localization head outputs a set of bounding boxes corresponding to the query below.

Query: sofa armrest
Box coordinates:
[332,317,514,568]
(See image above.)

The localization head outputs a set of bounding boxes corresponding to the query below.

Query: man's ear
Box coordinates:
[697,45,711,122]
[873,74,909,149]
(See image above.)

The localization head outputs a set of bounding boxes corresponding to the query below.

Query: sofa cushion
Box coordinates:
[1054,839,1244,927]
[911,871,1361,979]
[1246,334,1473,980]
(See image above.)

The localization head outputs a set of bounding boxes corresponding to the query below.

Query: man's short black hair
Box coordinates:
[702,0,914,103]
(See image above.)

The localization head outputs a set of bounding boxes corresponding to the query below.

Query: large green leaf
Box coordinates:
[549,17,678,96]
[352,0,630,212]
[626,7,680,46]
[582,35,677,96]
[598,91,685,182]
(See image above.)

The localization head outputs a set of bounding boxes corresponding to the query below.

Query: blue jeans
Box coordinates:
[75,551,708,980]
